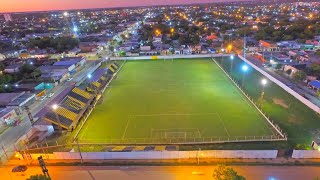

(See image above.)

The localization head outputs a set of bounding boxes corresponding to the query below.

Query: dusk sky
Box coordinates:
[0,0,245,13]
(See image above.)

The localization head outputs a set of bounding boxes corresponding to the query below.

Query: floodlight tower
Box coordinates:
[241,65,248,87]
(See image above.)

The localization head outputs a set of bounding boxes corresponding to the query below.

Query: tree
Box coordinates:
[26,174,51,180]
[286,69,292,75]
[274,64,282,70]
[212,165,246,180]
[309,63,320,78]
[293,71,307,81]
[30,69,42,80]
[0,62,5,71]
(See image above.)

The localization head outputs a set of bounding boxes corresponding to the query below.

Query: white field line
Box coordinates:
[122,116,131,140]
[74,61,127,140]
[212,59,286,140]
[132,113,219,117]
[216,113,231,138]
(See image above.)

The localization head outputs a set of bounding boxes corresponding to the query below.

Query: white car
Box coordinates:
[67,77,73,81]
[40,96,47,101]
[48,92,54,98]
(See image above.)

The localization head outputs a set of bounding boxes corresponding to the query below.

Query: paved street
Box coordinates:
[0,61,98,162]
[1,165,320,180]
[0,23,140,163]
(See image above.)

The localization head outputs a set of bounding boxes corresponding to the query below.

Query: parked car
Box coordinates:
[67,77,73,81]
[12,165,27,172]
[40,95,47,101]
[48,92,54,98]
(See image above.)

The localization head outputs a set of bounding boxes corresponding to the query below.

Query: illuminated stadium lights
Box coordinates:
[261,78,267,86]
[242,65,248,72]
[52,104,58,110]
[241,65,248,87]
[261,78,267,98]
[52,104,63,131]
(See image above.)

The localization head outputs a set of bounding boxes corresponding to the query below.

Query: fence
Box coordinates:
[213,59,287,140]
[18,150,278,160]
[110,53,232,60]
[238,55,320,114]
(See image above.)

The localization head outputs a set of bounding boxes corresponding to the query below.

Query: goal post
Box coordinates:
[151,128,201,140]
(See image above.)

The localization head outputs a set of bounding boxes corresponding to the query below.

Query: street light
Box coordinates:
[73,26,78,32]
[242,65,248,72]
[230,55,234,72]
[261,78,267,97]
[241,65,248,87]
[52,104,62,132]
[63,12,69,17]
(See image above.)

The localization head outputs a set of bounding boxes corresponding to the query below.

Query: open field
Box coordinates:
[77,59,278,144]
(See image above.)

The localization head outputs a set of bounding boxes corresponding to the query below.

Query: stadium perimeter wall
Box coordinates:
[110,54,231,60]
[21,150,278,160]
[238,55,320,114]
[292,150,320,158]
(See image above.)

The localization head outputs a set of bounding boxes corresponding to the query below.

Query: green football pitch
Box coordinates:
[77,59,279,144]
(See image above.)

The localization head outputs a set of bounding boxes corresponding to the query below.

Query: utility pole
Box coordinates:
[243,34,246,59]
[24,106,34,124]
[38,156,50,178]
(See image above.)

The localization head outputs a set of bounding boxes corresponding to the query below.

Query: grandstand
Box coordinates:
[86,68,113,92]
[43,63,119,130]
[43,87,94,129]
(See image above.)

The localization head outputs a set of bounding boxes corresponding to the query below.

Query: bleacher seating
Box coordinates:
[43,87,94,129]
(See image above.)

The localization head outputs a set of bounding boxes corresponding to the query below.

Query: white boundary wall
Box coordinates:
[110,54,231,60]
[292,150,320,158]
[24,150,278,160]
[238,55,320,114]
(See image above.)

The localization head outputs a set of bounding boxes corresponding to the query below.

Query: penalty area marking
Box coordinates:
[122,116,131,139]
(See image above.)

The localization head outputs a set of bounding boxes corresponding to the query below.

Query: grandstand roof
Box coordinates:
[53,60,78,66]
[86,68,109,83]
[43,87,94,129]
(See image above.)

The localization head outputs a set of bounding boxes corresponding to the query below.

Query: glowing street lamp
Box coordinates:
[227,44,233,51]
[242,65,248,71]
[230,55,234,72]
[63,12,69,17]
[52,104,62,131]
[241,65,249,87]
[261,78,267,97]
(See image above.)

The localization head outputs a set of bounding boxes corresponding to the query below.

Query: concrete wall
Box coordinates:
[292,150,320,159]
[24,150,278,160]
[238,55,320,114]
[110,54,232,60]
